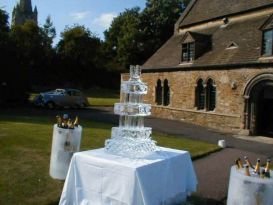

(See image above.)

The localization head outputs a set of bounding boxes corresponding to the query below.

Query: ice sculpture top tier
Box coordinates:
[105,65,158,158]
[116,65,151,117]
[120,65,148,95]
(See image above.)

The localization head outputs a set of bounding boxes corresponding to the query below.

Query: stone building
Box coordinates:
[124,0,273,136]
[12,0,38,26]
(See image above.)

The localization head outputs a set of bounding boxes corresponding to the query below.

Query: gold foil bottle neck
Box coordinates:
[245,165,251,177]
[74,116,79,127]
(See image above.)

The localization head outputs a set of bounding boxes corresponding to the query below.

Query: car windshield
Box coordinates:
[55,89,65,94]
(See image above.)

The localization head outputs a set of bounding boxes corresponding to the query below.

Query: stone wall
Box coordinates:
[122,67,273,133]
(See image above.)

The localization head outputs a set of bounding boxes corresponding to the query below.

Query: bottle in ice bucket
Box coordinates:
[244,156,254,169]
[74,116,79,127]
[244,165,251,176]
[235,158,243,169]
[67,118,74,129]
[265,158,271,178]
[56,115,62,128]
[235,159,240,169]
[260,169,266,179]
[254,158,261,175]
[62,114,69,129]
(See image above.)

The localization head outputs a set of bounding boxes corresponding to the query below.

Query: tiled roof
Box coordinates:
[143,14,272,69]
[178,0,273,27]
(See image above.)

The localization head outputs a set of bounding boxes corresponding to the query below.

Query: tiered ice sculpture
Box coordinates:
[105,65,158,158]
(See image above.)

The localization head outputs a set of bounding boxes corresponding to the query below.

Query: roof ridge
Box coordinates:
[176,0,273,29]
[174,0,197,34]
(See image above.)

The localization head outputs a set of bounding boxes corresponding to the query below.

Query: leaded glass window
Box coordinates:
[182,42,195,62]
[195,79,205,110]
[262,30,273,56]
[155,79,162,105]
[206,78,216,111]
[163,79,170,106]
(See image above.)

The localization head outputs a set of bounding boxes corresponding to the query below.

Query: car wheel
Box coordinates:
[46,101,55,109]
[75,103,83,109]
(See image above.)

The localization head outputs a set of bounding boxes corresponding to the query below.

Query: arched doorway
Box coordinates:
[244,73,273,136]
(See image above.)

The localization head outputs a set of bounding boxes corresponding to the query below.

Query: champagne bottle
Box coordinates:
[56,115,62,127]
[235,158,243,169]
[244,156,254,169]
[67,118,74,129]
[238,158,243,169]
[265,158,271,178]
[245,165,251,176]
[74,116,79,127]
[235,159,240,170]
[254,158,261,174]
[62,114,69,129]
[260,169,266,179]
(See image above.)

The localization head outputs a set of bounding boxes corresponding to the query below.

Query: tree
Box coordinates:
[139,0,189,63]
[0,9,9,33]
[57,25,103,87]
[43,16,56,46]
[10,20,55,87]
[104,7,142,70]
[0,9,29,105]
[103,0,190,71]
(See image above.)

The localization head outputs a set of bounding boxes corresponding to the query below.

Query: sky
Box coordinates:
[1,0,146,44]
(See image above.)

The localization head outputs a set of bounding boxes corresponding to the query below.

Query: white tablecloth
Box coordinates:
[59,147,197,205]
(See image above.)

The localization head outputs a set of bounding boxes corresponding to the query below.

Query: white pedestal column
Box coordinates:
[49,124,82,180]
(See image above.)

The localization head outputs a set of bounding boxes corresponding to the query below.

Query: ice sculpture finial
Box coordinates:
[130,65,141,81]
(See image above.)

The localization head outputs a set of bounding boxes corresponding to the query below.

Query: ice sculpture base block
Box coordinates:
[227,166,273,205]
[106,127,158,158]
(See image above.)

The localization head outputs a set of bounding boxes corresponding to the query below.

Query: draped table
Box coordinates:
[59,147,197,205]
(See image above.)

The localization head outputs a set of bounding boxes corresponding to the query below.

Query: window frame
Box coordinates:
[195,79,205,110]
[206,78,216,111]
[261,29,273,57]
[155,79,163,105]
[181,42,195,63]
[163,79,170,106]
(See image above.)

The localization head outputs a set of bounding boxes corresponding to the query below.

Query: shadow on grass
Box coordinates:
[0,105,117,125]
[191,147,222,161]
[48,200,60,205]
[184,195,226,205]
[47,196,226,205]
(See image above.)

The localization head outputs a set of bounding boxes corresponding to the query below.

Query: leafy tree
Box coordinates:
[57,25,103,87]
[0,9,9,33]
[103,0,190,71]
[139,0,189,63]
[0,9,29,105]
[43,15,56,46]
[104,7,142,70]
[10,20,55,87]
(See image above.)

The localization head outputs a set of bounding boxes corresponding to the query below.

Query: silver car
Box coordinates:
[34,88,89,109]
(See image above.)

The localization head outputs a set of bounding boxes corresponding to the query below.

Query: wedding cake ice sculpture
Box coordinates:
[105,65,158,158]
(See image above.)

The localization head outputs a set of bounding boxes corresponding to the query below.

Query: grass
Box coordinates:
[0,114,220,205]
[83,88,120,106]
[29,88,120,107]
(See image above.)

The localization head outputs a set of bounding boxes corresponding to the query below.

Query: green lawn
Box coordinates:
[83,88,120,106]
[29,88,120,107]
[0,115,220,205]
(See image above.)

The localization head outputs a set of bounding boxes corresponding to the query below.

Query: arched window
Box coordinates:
[195,79,205,110]
[206,78,216,111]
[155,79,162,105]
[163,79,170,106]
